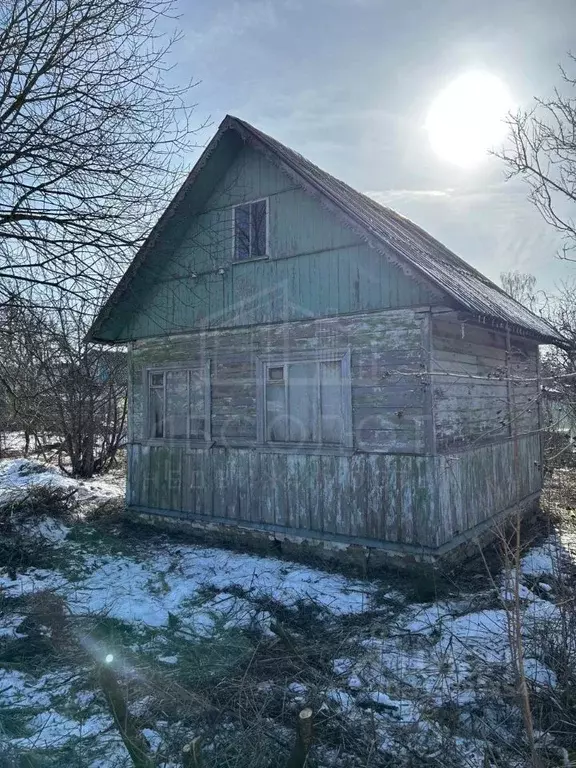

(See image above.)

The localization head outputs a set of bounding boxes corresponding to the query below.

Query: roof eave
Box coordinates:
[462,312,570,348]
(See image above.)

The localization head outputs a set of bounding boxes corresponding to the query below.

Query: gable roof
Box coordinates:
[88,115,565,345]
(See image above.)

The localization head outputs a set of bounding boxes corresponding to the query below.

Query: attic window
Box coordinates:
[234,199,267,260]
[147,364,210,441]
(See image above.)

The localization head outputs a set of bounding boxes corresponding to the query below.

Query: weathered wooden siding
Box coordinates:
[119,145,441,340]
[125,309,543,553]
[435,433,541,546]
[509,338,540,436]
[432,318,539,451]
[126,433,541,552]
[127,445,438,547]
[130,309,428,454]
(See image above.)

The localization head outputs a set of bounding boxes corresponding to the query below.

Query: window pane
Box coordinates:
[320,361,343,444]
[266,381,287,442]
[234,204,250,260]
[189,417,206,439]
[149,386,164,438]
[251,200,267,257]
[268,366,284,381]
[189,371,206,439]
[287,362,318,443]
[151,372,164,387]
[165,370,188,438]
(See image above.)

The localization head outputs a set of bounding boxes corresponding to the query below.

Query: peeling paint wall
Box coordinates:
[431,317,540,451]
[130,309,428,454]
[125,434,542,552]
[125,308,544,551]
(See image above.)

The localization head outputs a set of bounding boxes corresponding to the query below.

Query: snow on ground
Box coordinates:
[0,458,75,501]
[521,543,557,576]
[0,457,124,506]
[0,537,375,626]
[0,431,27,455]
[0,457,574,766]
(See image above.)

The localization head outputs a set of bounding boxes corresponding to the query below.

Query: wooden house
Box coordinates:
[87,115,565,564]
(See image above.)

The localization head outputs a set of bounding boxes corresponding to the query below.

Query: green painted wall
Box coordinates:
[110,141,441,340]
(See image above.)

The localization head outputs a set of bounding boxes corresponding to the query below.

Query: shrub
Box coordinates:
[0,485,78,574]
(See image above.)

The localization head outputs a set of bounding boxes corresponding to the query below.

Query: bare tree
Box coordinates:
[0,299,49,456]
[541,281,576,456]
[0,300,127,476]
[498,55,576,259]
[45,310,128,477]
[500,270,539,312]
[0,0,201,308]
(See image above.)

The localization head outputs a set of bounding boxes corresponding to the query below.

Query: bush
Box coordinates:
[84,497,126,524]
[1,484,78,521]
[0,485,78,574]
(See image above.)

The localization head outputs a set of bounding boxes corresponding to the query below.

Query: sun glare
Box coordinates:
[426,71,514,168]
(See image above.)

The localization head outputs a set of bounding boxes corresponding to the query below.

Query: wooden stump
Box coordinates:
[285,707,314,768]
[182,736,203,768]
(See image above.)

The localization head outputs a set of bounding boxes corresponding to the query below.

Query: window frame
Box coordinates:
[142,361,211,445]
[256,348,352,450]
[232,197,269,262]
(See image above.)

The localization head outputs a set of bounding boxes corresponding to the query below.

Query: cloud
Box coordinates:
[367,189,452,204]
[366,181,565,290]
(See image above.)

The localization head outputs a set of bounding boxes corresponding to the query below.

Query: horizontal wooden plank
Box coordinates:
[433,336,508,362]
[131,309,428,451]
[352,386,425,409]
[431,317,541,450]
[354,406,423,429]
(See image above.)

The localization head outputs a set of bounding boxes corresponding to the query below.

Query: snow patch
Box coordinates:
[26,516,70,543]
[287,682,308,695]
[11,712,110,749]
[0,543,375,629]
[0,669,76,709]
[325,688,355,712]
[347,675,363,690]
[0,613,26,638]
[0,459,75,502]
[521,542,558,576]
[142,728,163,752]
[332,658,354,675]
[523,658,557,688]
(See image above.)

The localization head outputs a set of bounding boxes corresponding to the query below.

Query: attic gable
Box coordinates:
[115,142,439,340]
[88,115,564,345]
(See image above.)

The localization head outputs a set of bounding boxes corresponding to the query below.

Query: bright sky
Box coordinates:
[170,0,576,294]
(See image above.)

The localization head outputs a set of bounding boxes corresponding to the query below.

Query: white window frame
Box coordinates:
[143,361,211,444]
[233,197,269,261]
[256,349,352,449]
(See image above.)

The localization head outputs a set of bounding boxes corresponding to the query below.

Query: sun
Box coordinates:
[426,71,514,169]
